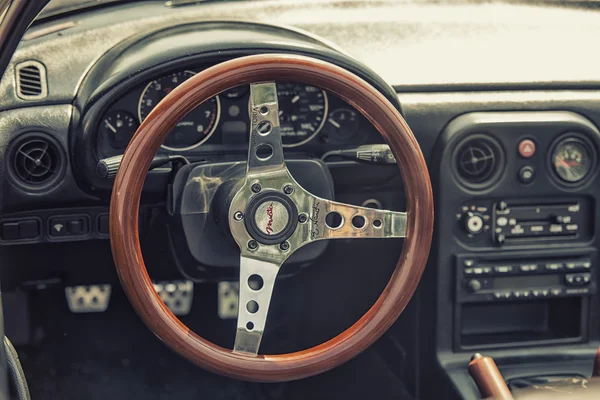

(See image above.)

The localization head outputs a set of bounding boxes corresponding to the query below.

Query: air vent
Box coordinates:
[7,133,65,191]
[15,61,48,100]
[453,135,504,189]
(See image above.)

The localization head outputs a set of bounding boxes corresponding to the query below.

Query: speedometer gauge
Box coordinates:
[276,82,328,147]
[138,71,221,151]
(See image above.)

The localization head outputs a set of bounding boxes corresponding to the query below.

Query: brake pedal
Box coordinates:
[65,285,111,313]
[153,280,193,316]
[218,281,239,319]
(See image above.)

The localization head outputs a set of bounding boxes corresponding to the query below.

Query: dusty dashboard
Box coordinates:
[97,68,380,160]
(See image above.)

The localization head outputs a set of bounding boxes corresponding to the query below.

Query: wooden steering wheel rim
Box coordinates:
[110,54,433,382]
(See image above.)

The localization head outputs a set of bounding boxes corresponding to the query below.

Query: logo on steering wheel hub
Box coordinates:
[244,192,299,245]
[254,201,289,236]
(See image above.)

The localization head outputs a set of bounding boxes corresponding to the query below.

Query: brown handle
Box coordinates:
[468,354,513,400]
[593,347,600,377]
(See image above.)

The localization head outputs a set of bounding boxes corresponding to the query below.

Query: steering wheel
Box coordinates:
[109,54,433,382]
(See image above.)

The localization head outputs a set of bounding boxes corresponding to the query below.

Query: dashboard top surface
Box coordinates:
[2,0,600,110]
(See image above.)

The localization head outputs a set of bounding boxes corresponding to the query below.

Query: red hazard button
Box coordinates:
[518,139,536,158]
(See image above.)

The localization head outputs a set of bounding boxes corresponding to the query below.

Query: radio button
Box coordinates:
[519,263,539,272]
[550,288,563,296]
[565,273,591,286]
[565,261,591,271]
[494,291,512,300]
[464,259,475,267]
[541,289,550,297]
[531,289,541,298]
[464,268,474,276]
[494,265,513,274]
[545,262,563,271]
[522,290,531,298]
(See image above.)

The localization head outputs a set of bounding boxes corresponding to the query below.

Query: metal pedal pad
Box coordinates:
[218,281,239,319]
[153,280,193,316]
[65,285,111,313]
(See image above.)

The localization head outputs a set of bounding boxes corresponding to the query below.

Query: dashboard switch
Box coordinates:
[518,139,536,158]
[518,165,535,184]
[68,219,85,235]
[1,222,19,240]
[18,219,39,239]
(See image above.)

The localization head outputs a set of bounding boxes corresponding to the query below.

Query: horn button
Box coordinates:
[244,192,298,245]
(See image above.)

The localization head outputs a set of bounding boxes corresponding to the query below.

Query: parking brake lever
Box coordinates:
[96,154,189,179]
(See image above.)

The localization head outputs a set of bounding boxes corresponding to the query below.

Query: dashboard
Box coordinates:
[97,70,377,159]
[2,1,600,400]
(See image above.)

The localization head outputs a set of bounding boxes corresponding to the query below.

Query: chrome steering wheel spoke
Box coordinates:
[233,256,280,355]
[229,81,406,356]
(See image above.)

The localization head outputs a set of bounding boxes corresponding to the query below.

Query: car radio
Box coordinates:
[456,254,596,303]
[454,197,593,248]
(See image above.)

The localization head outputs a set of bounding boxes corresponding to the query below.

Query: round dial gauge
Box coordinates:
[276,82,328,147]
[138,71,221,151]
[327,108,359,140]
[101,110,138,149]
[551,138,593,183]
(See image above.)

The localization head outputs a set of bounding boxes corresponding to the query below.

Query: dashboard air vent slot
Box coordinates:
[15,61,48,100]
[7,133,65,191]
[453,135,504,189]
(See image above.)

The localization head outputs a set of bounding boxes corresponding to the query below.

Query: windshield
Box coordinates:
[36,0,600,20]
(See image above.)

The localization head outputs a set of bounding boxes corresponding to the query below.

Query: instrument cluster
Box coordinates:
[97,69,375,158]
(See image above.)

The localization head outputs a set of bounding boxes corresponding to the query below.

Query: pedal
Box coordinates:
[65,285,111,313]
[153,280,193,316]
[217,281,239,319]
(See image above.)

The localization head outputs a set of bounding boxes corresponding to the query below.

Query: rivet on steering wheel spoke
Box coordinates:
[247,240,259,251]
[251,183,262,193]
[279,241,290,251]
[298,213,308,223]
[233,211,244,221]
[283,184,294,195]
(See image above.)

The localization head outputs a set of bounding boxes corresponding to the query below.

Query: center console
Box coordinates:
[430,110,600,399]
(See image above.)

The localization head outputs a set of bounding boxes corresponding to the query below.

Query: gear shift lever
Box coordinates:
[468,353,513,400]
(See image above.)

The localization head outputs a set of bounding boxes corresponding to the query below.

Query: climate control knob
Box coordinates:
[463,213,484,235]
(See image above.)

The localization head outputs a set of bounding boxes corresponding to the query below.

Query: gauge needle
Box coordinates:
[328,119,341,128]
[556,157,570,169]
[105,121,117,133]
[291,95,300,104]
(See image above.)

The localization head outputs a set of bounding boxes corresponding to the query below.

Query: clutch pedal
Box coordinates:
[153,280,193,316]
[217,281,239,319]
[65,285,111,313]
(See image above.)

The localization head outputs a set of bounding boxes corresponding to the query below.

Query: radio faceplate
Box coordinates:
[454,197,594,249]
[456,253,596,303]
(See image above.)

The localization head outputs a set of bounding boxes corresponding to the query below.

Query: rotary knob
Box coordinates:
[463,213,484,235]
[467,279,482,293]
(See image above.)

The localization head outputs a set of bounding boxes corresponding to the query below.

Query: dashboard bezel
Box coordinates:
[72,21,401,197]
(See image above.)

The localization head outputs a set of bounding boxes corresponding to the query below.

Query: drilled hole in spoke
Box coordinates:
[351,215,366,229]
[325,211,344,229]
[255,143,273,161]
[259,106,269,115]
[248,275,264,291]
[373,219,382,228]
[246,322,254,331]
[256,120,272,136]
[246,300,259,314]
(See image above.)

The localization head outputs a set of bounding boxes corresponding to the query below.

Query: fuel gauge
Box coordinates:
[327,108,359,141]
[551,137,593,183]
[101,110,138,149]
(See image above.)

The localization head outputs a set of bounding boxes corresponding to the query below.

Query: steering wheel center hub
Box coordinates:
[244,191,298,245]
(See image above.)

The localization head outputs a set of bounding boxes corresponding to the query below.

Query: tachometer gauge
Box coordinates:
[138,71,221,151]
[276,82,328,147]
[101,110,138,149]
[551,137,592,183]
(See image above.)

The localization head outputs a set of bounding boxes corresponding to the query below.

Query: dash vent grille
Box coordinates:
[15,61,48,100]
